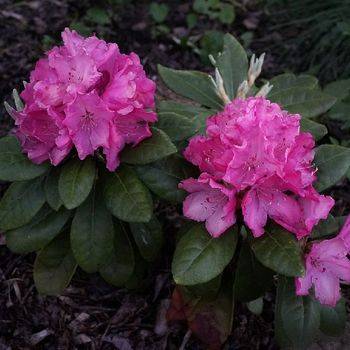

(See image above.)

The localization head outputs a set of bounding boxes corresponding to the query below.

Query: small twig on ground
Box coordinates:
[179,329,192,350]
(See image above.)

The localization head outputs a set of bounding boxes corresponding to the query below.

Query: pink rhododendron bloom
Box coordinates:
[295,215,350,306]
[180,97,334,238]
[179,173,236,237]
[12,28,156,171]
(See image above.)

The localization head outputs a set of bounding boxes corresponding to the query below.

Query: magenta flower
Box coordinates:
[12,28,156,171]
[179,173,236,237]
[180,97,334,238]
[295,215,350,306]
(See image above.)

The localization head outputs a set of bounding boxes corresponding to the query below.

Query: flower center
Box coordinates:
[81,110,96,130]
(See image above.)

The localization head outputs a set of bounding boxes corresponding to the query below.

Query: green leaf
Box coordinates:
[99,220,135,287]
[149,2,169,23]
[6,206,71,254]
[216,33,248,100]
[121,127,177,164]
[70,189,114,273]
[135,155,197,203]
[45,167,63,211]
[33,232,77,295]
[234,241,274,302]
[156,106,196,141]
[130,216,163,262]
[0,178,45,231]
[158,65,224,110]
[314,145,350,191]
[311,214,339,239]
[324,79,350,101]
[58,157,96,209]
[172,224,238,285]
[186,13,198,29]
[250,226,305,277]
[156,100,214,141]
[199,30,224,64]
[269,88,336,118]
[0,136,49,181]
[218,3,235,24]
[300,118,327,141]
[328,101,350,122]
[186,274,222,300]
[247,298,264,315]
[319,298,346,337]
[86,7,110,25]
[103,165,153,223]
[275,276,320,349]
[270,74,318,93]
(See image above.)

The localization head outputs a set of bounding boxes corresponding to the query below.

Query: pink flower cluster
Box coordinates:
[180,97,334,239]
[296,216,350,306]
[13,29,156,171]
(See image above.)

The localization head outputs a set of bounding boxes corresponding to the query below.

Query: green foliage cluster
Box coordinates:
[158,33,350,348]
[264,0,350,82]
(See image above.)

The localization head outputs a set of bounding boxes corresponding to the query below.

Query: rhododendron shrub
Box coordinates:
[0,29,179,295]
[158,34,350,348]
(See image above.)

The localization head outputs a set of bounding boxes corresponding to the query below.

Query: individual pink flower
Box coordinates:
[14,103,72,165]
[64,91,113,160]
[12,28,156,171]
[181,97,334,239]
[179,173,236,237]
[242,177,334,239]
[295,215,350,306]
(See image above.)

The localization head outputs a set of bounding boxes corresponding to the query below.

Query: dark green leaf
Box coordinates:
[104,165,153,222]
[186,274,222,300]
[270,74,318,93]
[33,232,77,295]
[149,2,169,23]
[234,241,274,302]
[158,65,224,110]
[300,118,327,141]
[58,157,96,209]
[314,145,350,191]
[311,214,339,239]
[86,7,110,25]
[328,101,350,122]
[199,30,224,64]
[135,155,197,203]
[216,33,248,100]
[130,216,163,262]
[0,178,45,231]
[250,227,305,277]
[121,127,177,165]
[269,88,336,118]
[156,100,214,141]
[6,206,71,253]
[99,220,135,287]
[45,167,63,211]
[275,276,320,349]
[172,224,238,285]
[319,298,346,337]
[218,3,235,24]
[0,136,49,181]
[156,109,196,141]
[324,79,350,101]
[71,189,114,273]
